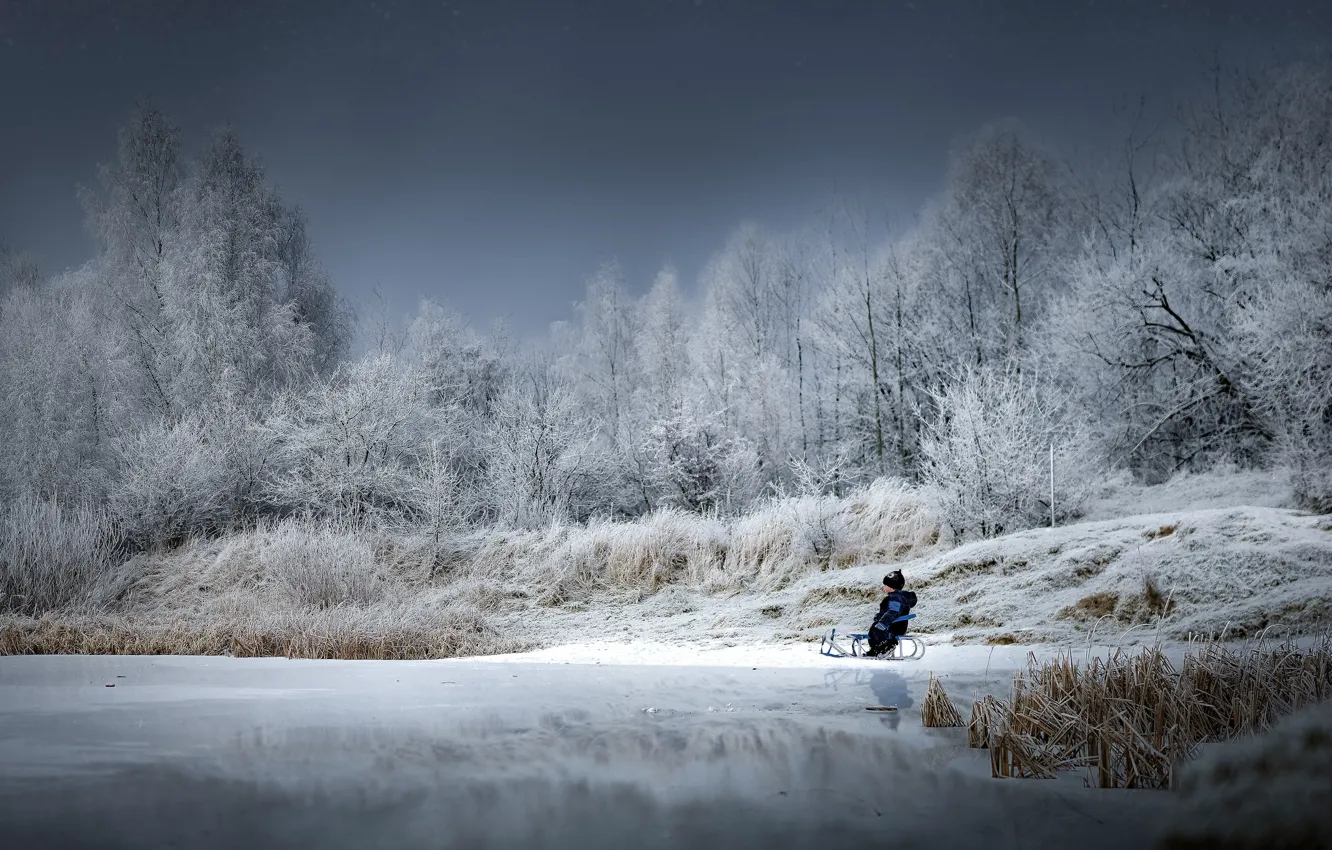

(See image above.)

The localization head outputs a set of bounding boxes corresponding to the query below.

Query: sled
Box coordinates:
[818,614,926,661]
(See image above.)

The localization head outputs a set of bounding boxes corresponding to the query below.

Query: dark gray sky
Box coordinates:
[2,0,1329,334]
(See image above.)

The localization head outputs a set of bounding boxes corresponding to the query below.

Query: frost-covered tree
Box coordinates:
[0,241,42,294]
[618,266,691,510]
[484,357,605,527]
[12,107,353,536]
[1224,66,1332,508]
[918,361,1099,538]
[694,223,806,485]
[921,122,1073,366]
[0,270,114,502]
[635,266,690,414]
[563,262,640,441]
[404,298,512,518]
[277,207,353,377]
[1042,65,1329,481]
[79,103,184,421]
[161,129,314,412]
[262,354,437,524]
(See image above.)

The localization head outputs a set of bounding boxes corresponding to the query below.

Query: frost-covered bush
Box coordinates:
[919,363,1100,538]
[263,355,439,526]
[640,404,761,515]
[0,493,127,615]
[109,416,238,546]
[257,519,385,609]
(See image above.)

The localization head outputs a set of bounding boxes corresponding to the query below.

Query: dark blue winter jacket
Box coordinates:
[871,590,917,636]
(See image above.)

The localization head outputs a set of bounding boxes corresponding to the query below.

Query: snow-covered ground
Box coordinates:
[1164,697,1332,847]
[1078,465,1295,522]
[0,651,1181,849]
[50,465,1324,661]
[514,504,1332,652]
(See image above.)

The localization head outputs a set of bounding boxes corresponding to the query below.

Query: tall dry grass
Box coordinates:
[0,514,527,659]
[922,672,965,727]
[965,636,1332,789]
[257,518,388,608]
[0,606,525,660]
[462,477,946,604]
[0,493,128,616]
[0,479,945,658]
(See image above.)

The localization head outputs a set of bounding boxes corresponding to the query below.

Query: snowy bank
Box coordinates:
[1159,698,1332,848]
[3,469,1327,659]
[768,506,1332,646]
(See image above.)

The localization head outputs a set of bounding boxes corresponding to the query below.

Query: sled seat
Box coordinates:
[818,615,925,661]
[847,613,916,640]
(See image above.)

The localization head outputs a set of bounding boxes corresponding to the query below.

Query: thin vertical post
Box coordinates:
[1050,443,1055,528]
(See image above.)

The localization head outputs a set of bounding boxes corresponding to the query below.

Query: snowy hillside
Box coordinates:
[512,505,1332,654]
[3,466,1327,659]
[790,506,1332,644]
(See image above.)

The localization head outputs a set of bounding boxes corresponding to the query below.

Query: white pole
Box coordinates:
[1050,442,1055,528]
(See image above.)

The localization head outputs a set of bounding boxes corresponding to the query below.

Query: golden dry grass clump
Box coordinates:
[964,636,1332,789]
[968,694,1006,748]
[0,608,526,660]
[922,672,965,727]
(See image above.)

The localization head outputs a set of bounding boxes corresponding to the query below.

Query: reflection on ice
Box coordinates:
[0,655,1176,849]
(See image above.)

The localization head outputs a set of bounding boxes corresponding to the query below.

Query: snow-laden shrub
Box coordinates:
[262,355,439,526]
[639,404,761,515]
[1237,276,1332,512]
[0,493,127,615]
[109,415,237,546]
[256,518,385,609]
[919,362,1100,539]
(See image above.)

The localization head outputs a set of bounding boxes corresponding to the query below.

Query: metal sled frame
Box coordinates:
[818,614,926,661]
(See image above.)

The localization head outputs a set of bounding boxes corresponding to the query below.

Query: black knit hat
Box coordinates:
[883,570,905,591]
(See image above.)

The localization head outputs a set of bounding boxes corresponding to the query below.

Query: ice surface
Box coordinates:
[0,652,1180,849]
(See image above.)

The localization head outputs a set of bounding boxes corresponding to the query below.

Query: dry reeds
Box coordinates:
[967,636,1332,789]
[482,478,944,604]
[968,694,1005,748]
[922,672,965,727]
[0,610,527,660]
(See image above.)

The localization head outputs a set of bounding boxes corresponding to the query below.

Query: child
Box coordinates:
[866,570,917,657]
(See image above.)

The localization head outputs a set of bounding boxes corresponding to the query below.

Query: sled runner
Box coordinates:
[818,614,926,661]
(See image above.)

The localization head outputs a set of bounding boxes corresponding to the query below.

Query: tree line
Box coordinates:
[2,62,1329,552]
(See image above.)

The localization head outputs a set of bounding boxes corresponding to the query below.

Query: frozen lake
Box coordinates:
[0,649,1180,849]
